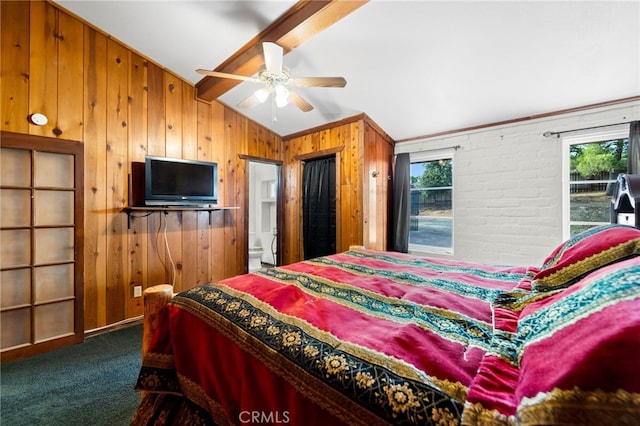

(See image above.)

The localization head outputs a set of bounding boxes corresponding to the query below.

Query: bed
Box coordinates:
[132,224,640,425]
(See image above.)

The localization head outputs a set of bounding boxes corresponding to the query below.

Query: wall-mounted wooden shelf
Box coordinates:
[124,206,239,228]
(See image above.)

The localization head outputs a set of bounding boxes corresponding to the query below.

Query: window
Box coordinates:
[563,126,629,239]
[409,151,453,254]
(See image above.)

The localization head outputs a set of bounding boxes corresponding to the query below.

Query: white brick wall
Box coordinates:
[395,100,640,266]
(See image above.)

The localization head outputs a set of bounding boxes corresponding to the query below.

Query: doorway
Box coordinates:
[302,156,336,259]
[248,161,280,272]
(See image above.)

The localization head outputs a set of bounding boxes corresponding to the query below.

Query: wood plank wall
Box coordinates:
[363,121,394,252]
[2,1,394,331]
[282,117,394,265]
[1,1,281,330]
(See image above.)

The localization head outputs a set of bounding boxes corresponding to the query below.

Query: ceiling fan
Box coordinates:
[196,42,346,114]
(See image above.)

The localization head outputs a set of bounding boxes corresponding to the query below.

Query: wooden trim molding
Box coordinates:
[238,153,283,165]
[239,155,285,267]
[284,114,369,141]
[293,145,344,161]
[396,96,640,143]
[283,113,395,147]
[361,114,395,147]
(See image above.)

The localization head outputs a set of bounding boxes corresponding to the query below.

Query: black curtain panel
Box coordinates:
[391,153,410,253]
[628,121,640,174]
[303,157,336,259]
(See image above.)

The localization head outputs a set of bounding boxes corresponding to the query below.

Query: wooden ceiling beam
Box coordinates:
[195,0,367,103]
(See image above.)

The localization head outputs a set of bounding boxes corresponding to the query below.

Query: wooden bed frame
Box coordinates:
[142,284,174,359]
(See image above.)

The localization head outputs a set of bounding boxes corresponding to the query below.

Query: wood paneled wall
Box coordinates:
[2,1,394,331]
[282,116,394,265]
[1,1,282,330]
[362,121,394,251]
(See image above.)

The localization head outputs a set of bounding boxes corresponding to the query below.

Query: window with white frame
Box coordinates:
[408,150,454,254]
[562,125,629,239]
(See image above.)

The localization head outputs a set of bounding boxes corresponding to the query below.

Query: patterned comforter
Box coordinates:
[133,225,640,425]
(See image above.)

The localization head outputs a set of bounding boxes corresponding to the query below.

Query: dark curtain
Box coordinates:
[628,121,640,174]
[391,153,410,252]
[303,157,336,259]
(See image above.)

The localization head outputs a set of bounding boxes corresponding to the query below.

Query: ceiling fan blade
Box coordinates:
[289,91,314,112]
[237,93,261,109]
[292,76,347,88]
[196,69,260,83]
[263,42,283,75]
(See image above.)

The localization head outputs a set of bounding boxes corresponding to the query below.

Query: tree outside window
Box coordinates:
[568,137,628,236]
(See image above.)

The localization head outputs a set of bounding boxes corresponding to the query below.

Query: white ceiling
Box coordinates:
[54,0,640,141]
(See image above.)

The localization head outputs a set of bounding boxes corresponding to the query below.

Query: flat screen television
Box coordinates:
[144,155,218,206]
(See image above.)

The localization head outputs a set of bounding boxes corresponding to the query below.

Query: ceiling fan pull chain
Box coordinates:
[271,95,277,123]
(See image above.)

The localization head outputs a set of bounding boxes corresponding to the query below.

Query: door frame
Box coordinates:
[240,155,284,269]
[293,146,344,260]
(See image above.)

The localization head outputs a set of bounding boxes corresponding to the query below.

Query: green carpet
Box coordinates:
[1,324,143,426]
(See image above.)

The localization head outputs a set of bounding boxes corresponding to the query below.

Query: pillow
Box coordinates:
[532,224,640,291]
[515,258,640,424]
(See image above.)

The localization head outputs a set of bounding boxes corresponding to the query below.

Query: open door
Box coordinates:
[248,161,281,272]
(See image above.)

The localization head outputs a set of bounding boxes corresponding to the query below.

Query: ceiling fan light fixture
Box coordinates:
[254,86,271,103]
[198,42,345,114]
[275,84,289,108]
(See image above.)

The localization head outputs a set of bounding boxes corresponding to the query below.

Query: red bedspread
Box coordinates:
[133,225,640,425]
[134,249,528,425]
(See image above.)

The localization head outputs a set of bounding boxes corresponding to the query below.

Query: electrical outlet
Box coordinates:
[133,286,143,298]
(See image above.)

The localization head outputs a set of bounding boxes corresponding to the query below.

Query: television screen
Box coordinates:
[145,156,218,206]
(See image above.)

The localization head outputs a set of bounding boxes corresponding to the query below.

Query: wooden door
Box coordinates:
[1,131,84,363]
